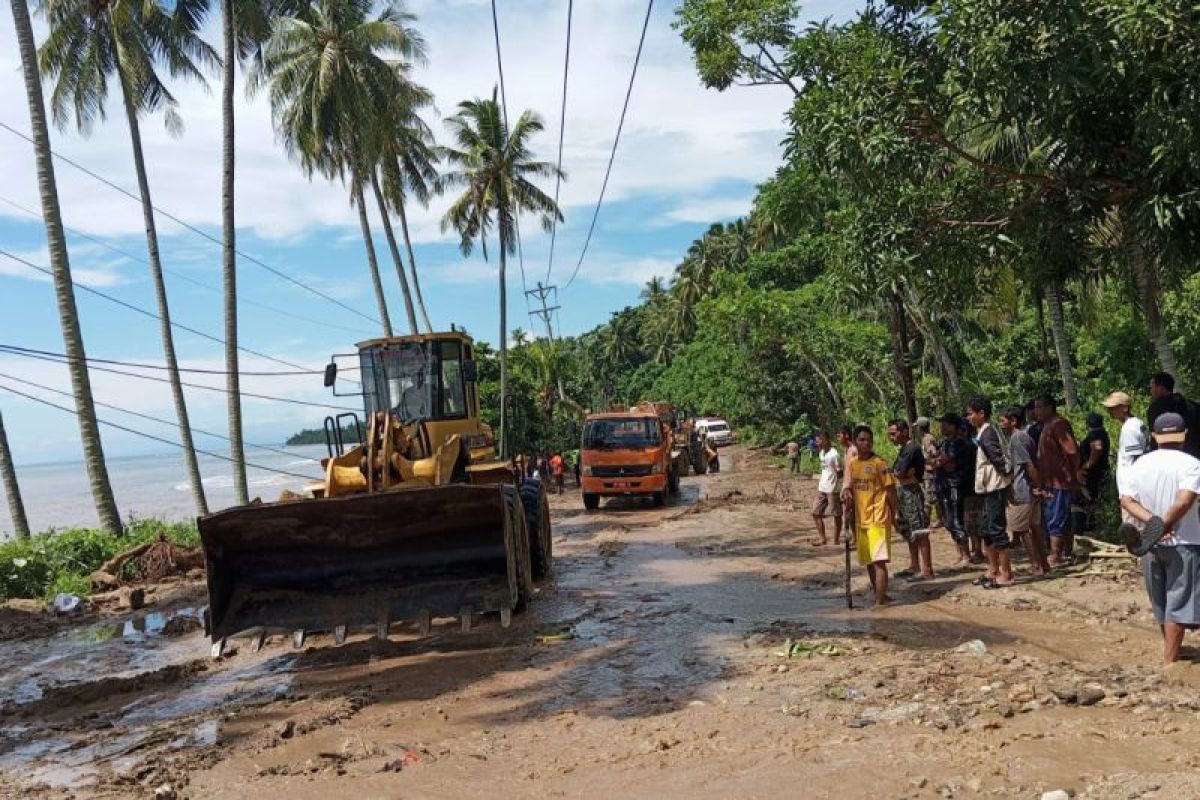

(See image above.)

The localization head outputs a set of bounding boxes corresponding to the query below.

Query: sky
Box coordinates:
[0,0,857,465]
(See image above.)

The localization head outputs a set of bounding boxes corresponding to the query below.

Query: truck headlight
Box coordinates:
[582,465,592,477]
[650,462,662,474]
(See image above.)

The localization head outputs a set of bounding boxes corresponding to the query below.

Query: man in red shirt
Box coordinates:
[1034,395,1081,566]
[550,452,565,494]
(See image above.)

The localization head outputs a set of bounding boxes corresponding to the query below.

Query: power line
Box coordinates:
[0,119,383,328]
[546,0,573,285]
[0,344,342,377]
[488,0,532,317]
[0,370,314,462]
[0,246,317,373]
[563,0,655,290]
[0,194,376,338]
[0,346,361,412]
[0,382,320,481]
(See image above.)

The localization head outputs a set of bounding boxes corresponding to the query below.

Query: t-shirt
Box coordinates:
[893,440,924,481]
[786,441,800,458]
[1117,449,1200,546]
[842,444,858,492]
[936,436,968,491]
[1117,417,1147,475]
[1008,428,1036,504]
[1038,415,1079,489]
[921,433,939,479]
[818,447,842,494]
[850,455,894,529]
[551,455,564,476]
[1081,427,1111,486]
[1147,393,1200,459]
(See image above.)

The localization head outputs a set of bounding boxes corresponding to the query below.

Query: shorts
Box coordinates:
[1044,488,1072,537]
[856,525,891,566]
[811,491,842,518]
[1006,499,1037,534]
[895,484,928,543]
[1144,545,1200,625]
[964,494,982,537]
[978,490,1009,550]
[938,485,967,545]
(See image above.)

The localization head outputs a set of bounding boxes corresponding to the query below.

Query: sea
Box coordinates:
[0,445,329,538]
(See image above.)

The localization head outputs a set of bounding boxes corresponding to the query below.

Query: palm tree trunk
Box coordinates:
[498,239,509,459]
[904,286,961,400]
[221,0,248,506]
[369,169,418,335]
[1033,287,1049,367]
[393,183,433,333]
[12,0,121,533]
[0,410,31,539]
[887,290,918,422]
[351,171,393,337]
[1045,279,1079,409]
[1130,241,1180,383]
[118,70,208,516]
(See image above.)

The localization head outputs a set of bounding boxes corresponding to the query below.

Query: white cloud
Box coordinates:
[0,1,791,246]
[571,256,676,287]
[0,243,131,287]
[665,196,754,224]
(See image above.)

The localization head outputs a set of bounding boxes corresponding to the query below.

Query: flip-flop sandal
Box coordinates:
[971,576,994,587]
[1122,516,1167,557]
[895,569,916,579]
[906,574,931,583]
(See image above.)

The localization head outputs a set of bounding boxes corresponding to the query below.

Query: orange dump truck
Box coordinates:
[579,402,689,510]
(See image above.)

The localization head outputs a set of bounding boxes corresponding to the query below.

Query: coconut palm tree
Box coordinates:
[253,0,428,340]
[439,89,563,458]
[10,0,121,532]
[37,0,218,516]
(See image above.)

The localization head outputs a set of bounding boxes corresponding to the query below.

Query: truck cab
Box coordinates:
[579,409,678,510]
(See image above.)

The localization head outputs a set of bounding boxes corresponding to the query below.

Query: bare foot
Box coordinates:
[810,538,827,547]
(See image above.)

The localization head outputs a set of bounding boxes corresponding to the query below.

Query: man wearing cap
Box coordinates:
[1118,412,1200,665]
[1104,391,1147,517]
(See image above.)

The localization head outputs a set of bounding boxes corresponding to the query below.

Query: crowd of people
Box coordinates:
[516,451,578,494]
[794,372,1200,665]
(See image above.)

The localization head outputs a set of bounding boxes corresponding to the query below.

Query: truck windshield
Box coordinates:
[583,418,661,450]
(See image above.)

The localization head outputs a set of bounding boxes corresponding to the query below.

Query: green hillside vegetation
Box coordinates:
[474,0,1200,455]
[285,426,364,447]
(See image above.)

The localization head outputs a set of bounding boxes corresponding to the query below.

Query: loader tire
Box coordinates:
[692,448,708,476]
[504,485,535,609]
[520,478,553,580]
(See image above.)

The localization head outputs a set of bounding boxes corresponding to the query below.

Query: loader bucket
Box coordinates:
[199,483,521,642]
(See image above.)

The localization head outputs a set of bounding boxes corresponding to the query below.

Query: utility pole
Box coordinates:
[525,282,566,402]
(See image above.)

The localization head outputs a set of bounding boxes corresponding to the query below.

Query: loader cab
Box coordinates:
[356,333,480,424]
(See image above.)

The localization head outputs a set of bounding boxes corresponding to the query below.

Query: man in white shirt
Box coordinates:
[1118,412,1200,665]
[811,431,843,546]
[1104,390,1148,479]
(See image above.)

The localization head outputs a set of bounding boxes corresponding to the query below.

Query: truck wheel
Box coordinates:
[668,466,680,494]
[583,493,600,511]
[503,485,534,609]
[652,491,666,507]
[520,478,552,580]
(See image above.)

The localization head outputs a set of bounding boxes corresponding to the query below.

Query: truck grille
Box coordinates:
[591,465,653,478]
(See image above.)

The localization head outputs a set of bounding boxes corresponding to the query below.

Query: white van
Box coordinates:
[697,418,733,447]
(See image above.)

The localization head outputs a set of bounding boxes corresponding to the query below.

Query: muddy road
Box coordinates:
[5,448,1200,799]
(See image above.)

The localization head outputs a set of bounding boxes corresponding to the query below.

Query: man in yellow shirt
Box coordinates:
[849,425,898,607]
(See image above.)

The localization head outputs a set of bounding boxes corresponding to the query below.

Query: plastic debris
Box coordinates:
[50,593,83,616]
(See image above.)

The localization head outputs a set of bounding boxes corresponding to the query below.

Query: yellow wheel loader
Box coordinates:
[198,332,552,655]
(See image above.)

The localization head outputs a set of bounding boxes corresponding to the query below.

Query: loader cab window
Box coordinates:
[438,340,467,419]
[368,344,432,423]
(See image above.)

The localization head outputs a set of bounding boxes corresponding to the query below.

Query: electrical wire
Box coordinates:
[563,0,655,290]
[0,194,376,338]
[545,0,573,284]
[0,246,319,372]
[0,347,361,412]
[0,382,320,481]
[0,119,383,328]
[488,0,532,318]
[0,344,343,377]
[0,370,315,462]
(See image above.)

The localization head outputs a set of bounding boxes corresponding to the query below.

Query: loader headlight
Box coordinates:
[650,462,662,474]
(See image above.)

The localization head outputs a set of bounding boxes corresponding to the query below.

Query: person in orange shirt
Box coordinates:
[848,425,898,607]
[550,452,565,494]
